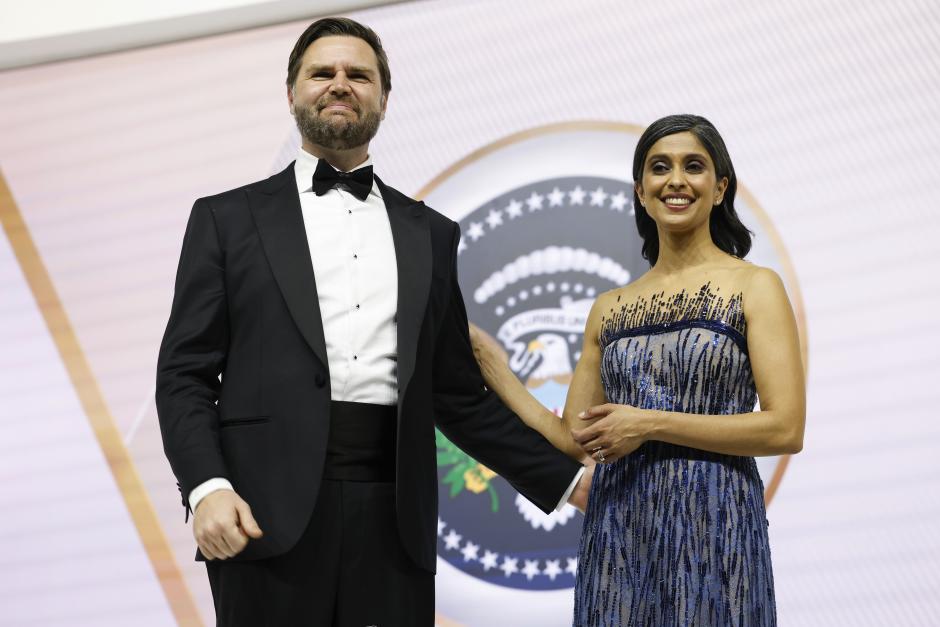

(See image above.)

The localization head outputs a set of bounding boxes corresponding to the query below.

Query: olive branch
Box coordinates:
[435,429,500,512]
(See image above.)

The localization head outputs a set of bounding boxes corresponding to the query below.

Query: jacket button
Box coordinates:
[315,373,326,387]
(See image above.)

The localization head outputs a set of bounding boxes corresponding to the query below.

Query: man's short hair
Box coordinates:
[286,17,391,96]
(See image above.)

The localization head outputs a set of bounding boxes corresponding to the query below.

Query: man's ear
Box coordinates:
[287,84,295,115]
[380,92,389,120]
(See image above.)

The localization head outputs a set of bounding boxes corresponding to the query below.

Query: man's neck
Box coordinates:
[302,141,370,172]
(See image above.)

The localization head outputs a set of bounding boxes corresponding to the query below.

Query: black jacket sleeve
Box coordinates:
[155,198,231,504]
[431,223,581,513]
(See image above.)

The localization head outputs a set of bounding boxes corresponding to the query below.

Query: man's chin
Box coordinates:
[295,110,380,151]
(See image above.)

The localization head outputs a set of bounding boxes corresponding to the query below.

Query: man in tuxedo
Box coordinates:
[157,17,590,626]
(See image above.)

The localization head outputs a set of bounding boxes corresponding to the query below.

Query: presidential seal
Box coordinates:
[435,174,647,591]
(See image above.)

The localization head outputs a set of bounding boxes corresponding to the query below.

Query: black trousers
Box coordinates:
[206,402,434,627]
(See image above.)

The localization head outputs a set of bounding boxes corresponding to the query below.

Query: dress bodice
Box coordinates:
[599,283,756,416]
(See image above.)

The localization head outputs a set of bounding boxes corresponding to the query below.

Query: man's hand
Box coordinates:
[567,462,595,513]
[193,489,263,560]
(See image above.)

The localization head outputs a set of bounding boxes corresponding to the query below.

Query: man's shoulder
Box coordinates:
[376,177,455,231]
[195,163,294,208]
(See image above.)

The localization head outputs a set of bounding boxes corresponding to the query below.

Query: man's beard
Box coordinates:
[293,98,382,151]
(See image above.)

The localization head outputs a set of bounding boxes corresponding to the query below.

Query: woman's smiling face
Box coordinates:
[635,131,728,235]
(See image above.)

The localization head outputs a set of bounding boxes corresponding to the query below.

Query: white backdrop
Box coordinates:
[1,0,939,625]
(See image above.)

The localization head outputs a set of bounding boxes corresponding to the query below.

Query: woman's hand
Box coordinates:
[571,403,652,464]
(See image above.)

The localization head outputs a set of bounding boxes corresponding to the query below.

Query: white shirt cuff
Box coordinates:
[188,477,234,513]
[555,466,586,511]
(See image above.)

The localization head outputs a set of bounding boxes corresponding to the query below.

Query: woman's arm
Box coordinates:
[572,268,805,460]
[470,299,609,462]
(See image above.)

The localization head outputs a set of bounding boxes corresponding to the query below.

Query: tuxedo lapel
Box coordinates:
[378,177,431,402]
[248,163,329,368]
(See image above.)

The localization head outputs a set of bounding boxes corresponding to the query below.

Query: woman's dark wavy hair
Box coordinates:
[632,114,752,266]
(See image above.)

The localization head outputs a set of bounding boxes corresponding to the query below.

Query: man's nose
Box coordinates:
[329,72,351,93]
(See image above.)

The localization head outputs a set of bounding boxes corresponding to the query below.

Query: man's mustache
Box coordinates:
[316,98,360,113]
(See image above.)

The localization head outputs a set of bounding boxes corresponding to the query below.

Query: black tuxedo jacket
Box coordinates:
[156,163,580,572]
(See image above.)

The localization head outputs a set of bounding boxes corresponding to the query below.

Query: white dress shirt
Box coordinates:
[189,148,582,512]
[294,149,399,405]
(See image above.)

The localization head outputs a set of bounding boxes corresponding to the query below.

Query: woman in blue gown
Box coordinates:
[471,114,805,626]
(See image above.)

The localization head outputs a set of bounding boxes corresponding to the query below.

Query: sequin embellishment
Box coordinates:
[574,283,776,626]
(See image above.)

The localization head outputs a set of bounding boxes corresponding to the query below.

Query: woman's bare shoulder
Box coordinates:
[739,263,789,315]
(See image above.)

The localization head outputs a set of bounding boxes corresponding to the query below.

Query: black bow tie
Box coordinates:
[312,159,373,202]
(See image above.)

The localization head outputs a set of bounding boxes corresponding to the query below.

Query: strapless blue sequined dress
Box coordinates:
[573,284,776,626]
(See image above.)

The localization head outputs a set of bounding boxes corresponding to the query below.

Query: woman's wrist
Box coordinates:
[640,409,665,441]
